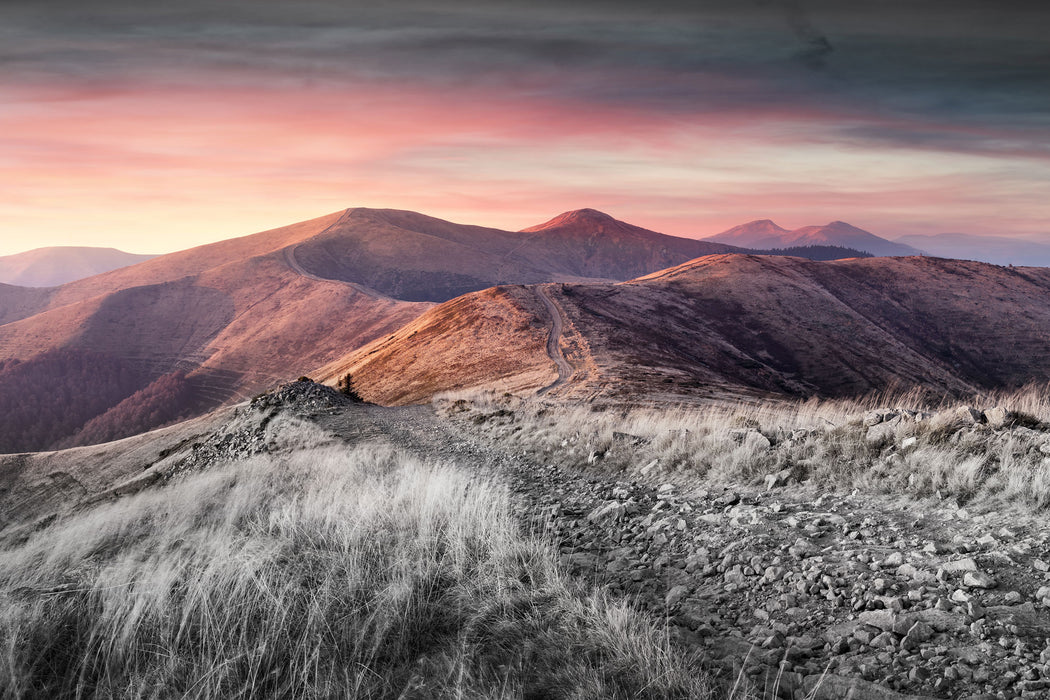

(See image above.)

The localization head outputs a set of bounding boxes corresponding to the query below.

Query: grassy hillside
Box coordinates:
[0,417,711,699]
[437,384,1050,509]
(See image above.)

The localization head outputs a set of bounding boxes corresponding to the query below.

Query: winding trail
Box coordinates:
[282,241,392,301]
[535,284,573,395]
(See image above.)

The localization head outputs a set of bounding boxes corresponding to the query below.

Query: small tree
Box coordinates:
[337,372,364,402]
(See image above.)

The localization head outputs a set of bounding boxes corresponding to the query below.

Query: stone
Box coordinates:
[665,584,691,608]
[881,552,904,568]
[858,609,897,631]
[788,537,819,559]
[587,501,627,522]
[714,491,740,507]
[939,557,978,576]
[955,406,984,424]
[901,436,918,449]
[863,409,893,426]
[963,571,997,589]
[905,620,934,644]
[729,429,771,450]
[897,562,937,584]
[983,406,1011,429]
[976,533,999,549]
[866,422,897,443]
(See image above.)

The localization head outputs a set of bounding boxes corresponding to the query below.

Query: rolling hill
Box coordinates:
[706,220,920,257]
[326,254,1050,404]
[0,246,156,287]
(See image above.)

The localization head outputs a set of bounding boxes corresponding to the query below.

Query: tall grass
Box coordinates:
[438,384,1050,508]
[0,422,712,699]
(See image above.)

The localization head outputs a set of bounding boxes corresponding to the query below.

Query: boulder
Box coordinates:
[938,557,978,577]
[963,571,997,589]
[983,406,1011,429]
[954,406,984,424]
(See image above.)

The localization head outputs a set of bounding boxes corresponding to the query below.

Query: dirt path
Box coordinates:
[535,284,573,395]
[282,238,393,301]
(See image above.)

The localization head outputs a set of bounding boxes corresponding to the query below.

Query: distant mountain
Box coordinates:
[290,207,745,301]
[325,254,1050,404]
[895,233,1050,267]
[0,246,155,287]
[709,219,790,245]
[706,220,920,257]
[515,208,742,280]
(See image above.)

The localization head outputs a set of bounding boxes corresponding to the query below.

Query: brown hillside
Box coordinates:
[0,212,429,452]
[328,255,1050,404]
[318,286,556,405]
[290,207,746,301]
[516,208,743,281]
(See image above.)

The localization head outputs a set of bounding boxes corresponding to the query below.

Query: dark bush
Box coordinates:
[337,372,364,402]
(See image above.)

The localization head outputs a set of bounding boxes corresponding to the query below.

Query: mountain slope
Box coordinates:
[702,219,789,246]
[0,206,752,452]
[290,207,746,301]
[706,220,920,257]
[0,210,431,452]
[895,232,1050,267]
[514,208,743,280]
[327,255,1050,404]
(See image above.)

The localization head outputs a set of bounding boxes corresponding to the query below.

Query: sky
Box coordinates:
[1,0,1049,256]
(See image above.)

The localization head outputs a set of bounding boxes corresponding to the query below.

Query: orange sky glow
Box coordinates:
[2,1,1048,256]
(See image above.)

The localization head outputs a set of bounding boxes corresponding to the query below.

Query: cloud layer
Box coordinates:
[2,0,1048,253]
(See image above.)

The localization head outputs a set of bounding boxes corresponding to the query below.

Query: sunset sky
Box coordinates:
[2,0,1048,256]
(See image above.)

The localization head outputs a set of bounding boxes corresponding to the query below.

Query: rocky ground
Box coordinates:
[195,381,1050,700]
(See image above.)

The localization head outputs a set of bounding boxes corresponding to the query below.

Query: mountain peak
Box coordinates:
[521,208,619,232]
[703,219,789,243]
[823,220,864,231]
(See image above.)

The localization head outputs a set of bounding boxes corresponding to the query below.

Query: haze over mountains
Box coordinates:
[895,232,1050,267]
[1,205,1046,454]
[705,219,921,257]
[0,247,155,287]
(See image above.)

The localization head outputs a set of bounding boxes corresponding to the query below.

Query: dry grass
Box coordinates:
[437,384,1050,508]
[0,419,714,699]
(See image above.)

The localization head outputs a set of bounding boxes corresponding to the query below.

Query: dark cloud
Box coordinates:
[4,0,1049,157]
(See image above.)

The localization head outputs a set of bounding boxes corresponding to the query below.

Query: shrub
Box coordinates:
[337,372,364,402]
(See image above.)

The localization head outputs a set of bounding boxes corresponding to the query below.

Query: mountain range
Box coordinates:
[323,255,1050,404]
[705,219,921,257]
[1,206,1046,453]
[0,246,155,287]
